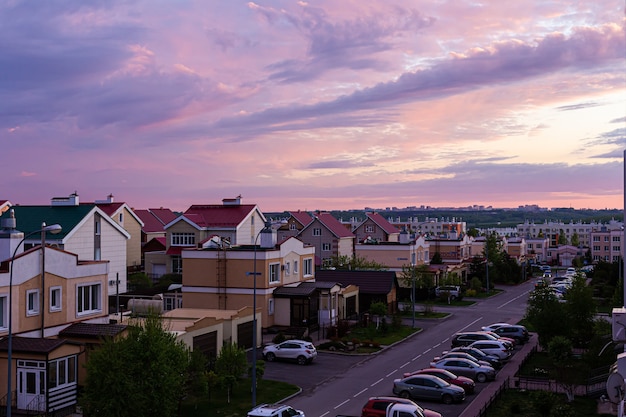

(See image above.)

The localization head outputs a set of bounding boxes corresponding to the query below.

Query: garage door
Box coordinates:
[193,331,217,362]
[237,321,253,349]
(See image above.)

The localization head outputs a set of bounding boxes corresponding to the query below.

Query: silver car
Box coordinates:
[262,340,317,365]
[429,357,496,383]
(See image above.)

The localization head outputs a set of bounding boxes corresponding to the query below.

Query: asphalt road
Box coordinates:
[261,279,534,417]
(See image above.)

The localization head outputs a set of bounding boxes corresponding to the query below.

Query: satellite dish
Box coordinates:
[606,372,625,403]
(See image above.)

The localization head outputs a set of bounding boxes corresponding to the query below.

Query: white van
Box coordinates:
[248,404,305,417]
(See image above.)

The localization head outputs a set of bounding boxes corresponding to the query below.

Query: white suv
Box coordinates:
[248,403,305,417]
[262,339,317,365]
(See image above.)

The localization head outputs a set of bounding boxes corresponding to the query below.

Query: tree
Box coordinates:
[563,274,596,347]
[548,336,577,402]
[558,229,567,245]
[81,316,191,417]
[430,252,443,264]
[524,287,570,348]
[325,254,387,270]
[467,227,479,238]
[571,232,580,247]
[214,342,248,403]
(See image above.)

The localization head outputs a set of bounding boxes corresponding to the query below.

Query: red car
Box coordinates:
[361,396,442,417]
[403,368,476,394]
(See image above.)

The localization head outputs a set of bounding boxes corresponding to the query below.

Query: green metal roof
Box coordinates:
[0,205,96,241]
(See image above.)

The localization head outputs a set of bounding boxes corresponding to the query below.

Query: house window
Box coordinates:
[268,299,274,315]
[171,233,195,246]
[593,245,600,251]
[613,246,621,251]
[322,243,331,251]
[284,262,290,275]
[313,228,322,236]
[172,255,182,274]
[77,283,101,315]
[118,212,123,224]
[593,236,600,242]
[27,290,39,316]
[48,356,77,389]
[289,223,297,231]
[365,225,375,233]
[614,236,621,242]
[269,263,280,283]
[0,295,6,330]
[50,287,62,312]
[304,258,313,276]
[294,261,298,273]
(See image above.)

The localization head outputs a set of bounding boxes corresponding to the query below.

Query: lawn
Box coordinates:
[180,378,299,417]
[485,389,611,417]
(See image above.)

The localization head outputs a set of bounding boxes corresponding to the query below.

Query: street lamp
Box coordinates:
[6,222,62,417]
[247,221,272,408]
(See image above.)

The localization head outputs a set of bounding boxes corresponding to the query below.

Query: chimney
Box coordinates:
[259,222,276,249]
[222,195,242,206]
[399,226,410,244]
[0,209,25,261]
[51,192,79,206]
[96,194,114,204]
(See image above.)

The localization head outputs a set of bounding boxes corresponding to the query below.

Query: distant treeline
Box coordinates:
[265,208,624,229]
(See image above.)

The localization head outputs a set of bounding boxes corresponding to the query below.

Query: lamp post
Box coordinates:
[6,222,62,417]
[248,221,272,408]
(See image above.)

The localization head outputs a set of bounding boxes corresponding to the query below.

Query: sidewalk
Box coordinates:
[458,336,539,417]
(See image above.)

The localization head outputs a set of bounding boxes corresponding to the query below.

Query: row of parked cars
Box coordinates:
[390,323,529,410]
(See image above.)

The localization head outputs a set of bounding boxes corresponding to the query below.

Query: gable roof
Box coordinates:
[315,270,396,294]
[0,205,131,241]
[135,209,171,233]
[167,203,263,229]
[289,210,313,227]
[304,212,354,238]
[363,212,400,235]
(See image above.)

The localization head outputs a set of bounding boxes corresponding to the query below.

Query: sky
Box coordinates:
[2,1,625,213]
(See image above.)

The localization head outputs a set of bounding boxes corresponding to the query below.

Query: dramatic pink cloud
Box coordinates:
[1,0,624,212]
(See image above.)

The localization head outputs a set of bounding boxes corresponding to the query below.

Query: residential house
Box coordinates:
[355,233,429,272]
[524,237,550,264]
[315,270,398,314]
[297,211,355,267]
[0,193,130,296]
[547,244,583,267]
[88,194,144,274]
[352,212,400,243]
[144,196,266,277]
[134,207,178,274]
[0,213,110,416]
[276,210,313,242]
[590,227,623,263]
[502,236,527,263]
[181,229,317,342]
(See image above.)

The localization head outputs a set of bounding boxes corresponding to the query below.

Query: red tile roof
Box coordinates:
[91,202,124,216]
[135,209,167,233]
[367,212,400,234]
[289,210,313,227]
[315,212,355,238]
[183,204,258,227]
[149,208,179,224]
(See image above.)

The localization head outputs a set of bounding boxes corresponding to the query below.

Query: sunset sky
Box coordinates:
[2,1,625,213]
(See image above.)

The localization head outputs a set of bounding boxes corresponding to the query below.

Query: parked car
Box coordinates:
[448,346,503,369]
[360,396,441,417]
[434,285,462,300]
[467,340,512,361]
[392,374,466,404]
[431,351,493,368]
[450,331,503,348]
[248,403,305,417]
[262,340,317,365]
[429,358,496,383]
[479,331,516,349]
[491,325,530,344]
[480,322,510,332]
[403,368,475,394]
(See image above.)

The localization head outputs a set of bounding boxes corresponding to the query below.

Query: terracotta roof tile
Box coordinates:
[315,212,355,238]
